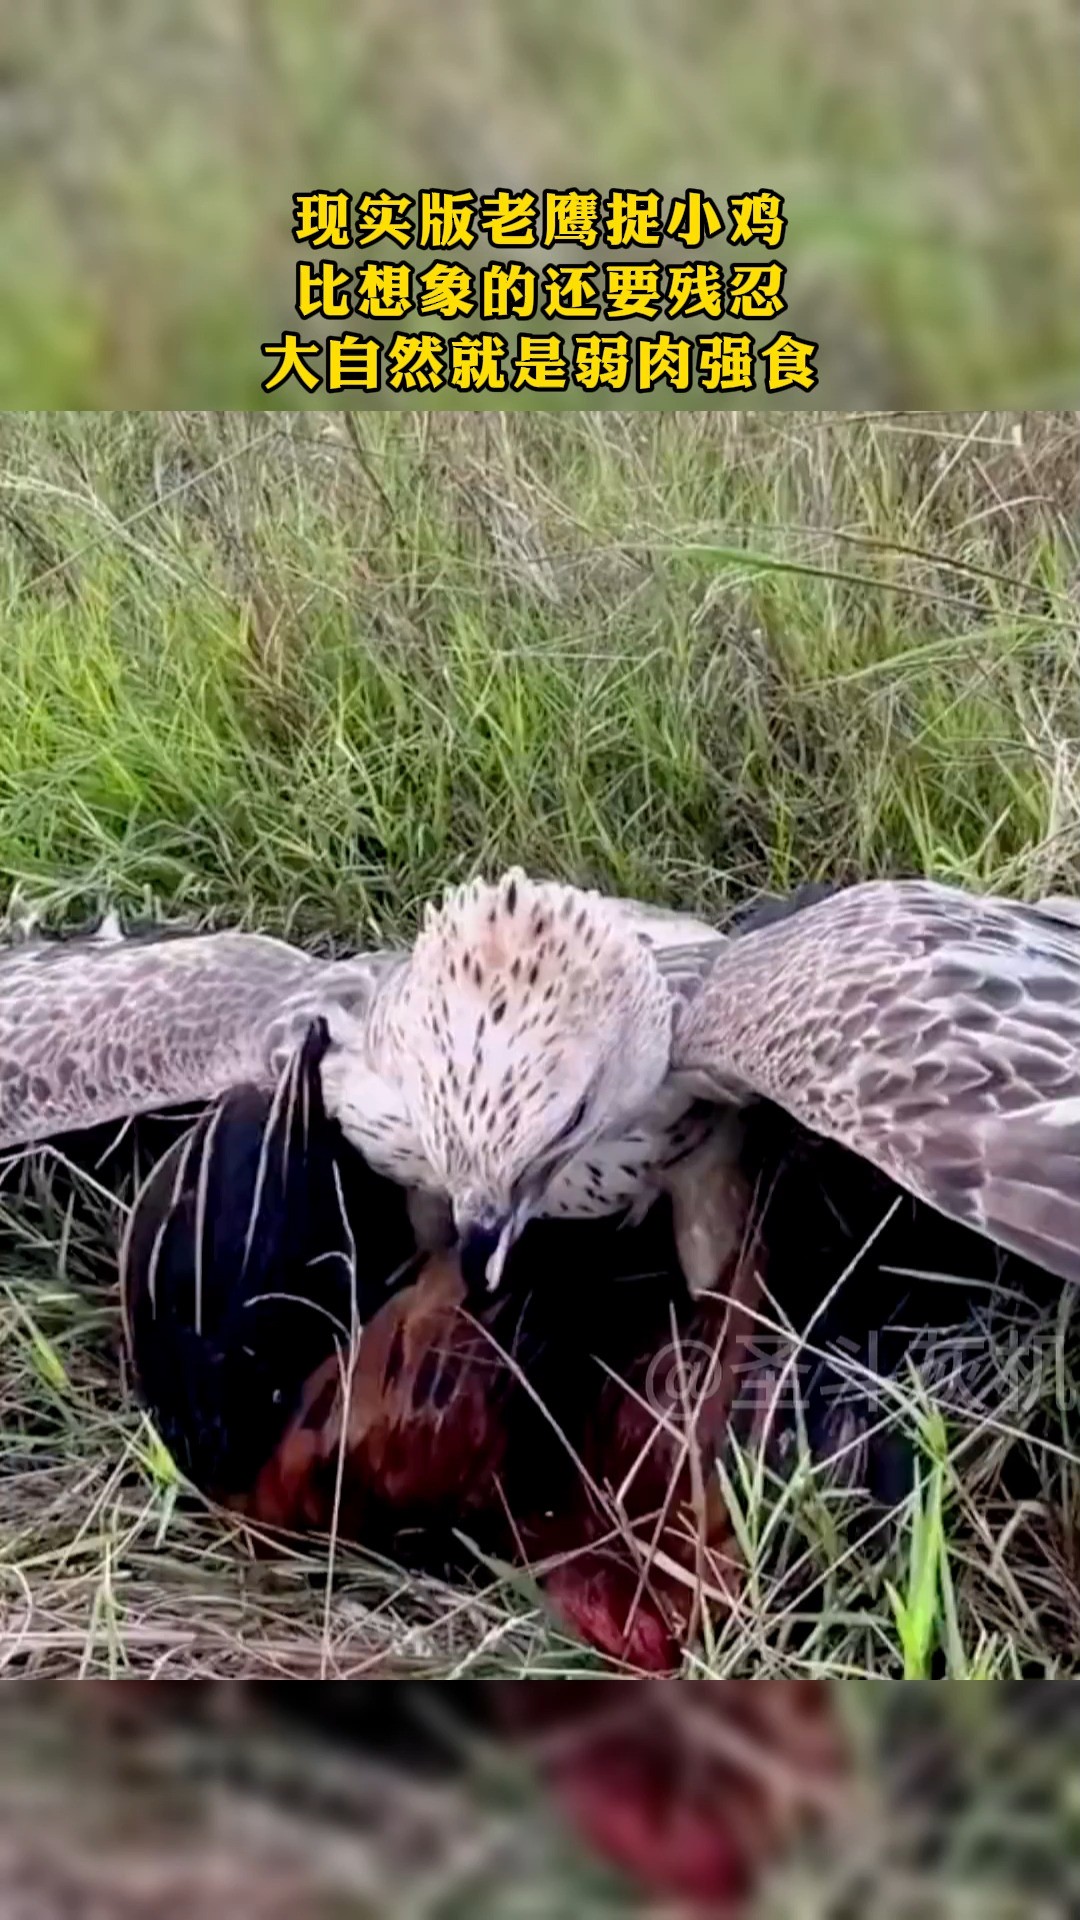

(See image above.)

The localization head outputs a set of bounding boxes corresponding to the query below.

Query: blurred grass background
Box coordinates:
[0,1683,1077,1917]
[1,408,1080,1683]
[0,0,1077,407]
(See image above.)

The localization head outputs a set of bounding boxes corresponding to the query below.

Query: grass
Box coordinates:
[0,2,1078,408]
[2,407,1080,1688]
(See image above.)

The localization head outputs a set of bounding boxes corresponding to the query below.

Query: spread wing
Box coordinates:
[0,928,401,1151]
[672,879,1080,1286]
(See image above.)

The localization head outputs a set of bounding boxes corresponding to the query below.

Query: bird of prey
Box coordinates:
[4,875,1080,1298]
[0,886,732,1289]
[331,871,1080,1294]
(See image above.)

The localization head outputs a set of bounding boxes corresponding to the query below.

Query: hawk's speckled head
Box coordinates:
[394,870,673,1289]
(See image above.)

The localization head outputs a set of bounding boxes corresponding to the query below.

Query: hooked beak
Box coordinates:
[454,1202,528,1296]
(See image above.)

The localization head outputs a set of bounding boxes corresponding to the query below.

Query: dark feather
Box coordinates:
[121,1020,416,1495]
